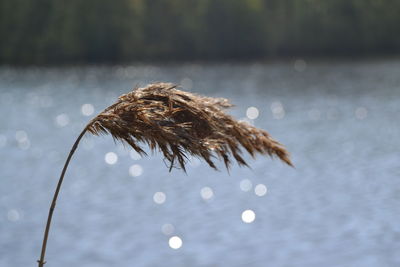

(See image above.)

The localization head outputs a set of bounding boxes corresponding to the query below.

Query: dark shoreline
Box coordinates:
[2,54,400,68]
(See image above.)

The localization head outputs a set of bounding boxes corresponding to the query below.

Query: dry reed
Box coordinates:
[38,82,292,266]
[87,82,292,170]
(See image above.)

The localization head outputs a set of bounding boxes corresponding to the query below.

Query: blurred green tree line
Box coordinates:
[1,0,399,64]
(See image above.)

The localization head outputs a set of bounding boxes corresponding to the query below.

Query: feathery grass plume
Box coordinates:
[87,82,292,171]
[38,82,292,267]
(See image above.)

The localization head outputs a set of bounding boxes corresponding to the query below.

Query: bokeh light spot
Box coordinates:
[271,101,285,119]
[200,187,214,200]
[81,103,94,116]
[105,152,118,165]
[55,114,70,127]
[153,192,166,204]
[161,223,175,236]
[241,209,256,223]
[129,164,143,177]
[240,179,252,192]
[246,106,259,120]
[169,236,183,249]
[15,130,30,150]
[7,209,20,222]
[254,184,267,196]
[180,77,193,90]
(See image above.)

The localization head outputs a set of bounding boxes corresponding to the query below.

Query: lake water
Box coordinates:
[1,60,399,267]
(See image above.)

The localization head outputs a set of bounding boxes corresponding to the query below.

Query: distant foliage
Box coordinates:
[1,0,399,64]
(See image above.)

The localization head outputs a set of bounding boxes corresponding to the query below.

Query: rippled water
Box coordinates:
[1,60,399,267]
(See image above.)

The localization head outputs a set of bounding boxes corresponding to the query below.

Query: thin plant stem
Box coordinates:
[37,127,88,267]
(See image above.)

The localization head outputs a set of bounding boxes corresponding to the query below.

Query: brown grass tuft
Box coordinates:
[87,82,292,171]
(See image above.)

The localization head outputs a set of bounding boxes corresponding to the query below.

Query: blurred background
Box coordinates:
[1,1,400,267]
[2,0,400,64]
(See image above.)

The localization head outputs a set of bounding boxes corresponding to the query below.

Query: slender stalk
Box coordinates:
[37,127,88,267]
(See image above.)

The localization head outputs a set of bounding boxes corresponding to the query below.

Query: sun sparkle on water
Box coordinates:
[246,106,259,120]
[7,209,20,222]
[254,184,267,196]
[55,114,69,127]
[200,187,214,200]
[240,179,252,192]
[153,192,166,204]
[271,101,285,119]
[104,152,118,165]
[15,130,30,150]
[241,209,256,223]
[81,103,94,116]
[168,236,183,249]
[129,164,143,177]
[161,223,175,236]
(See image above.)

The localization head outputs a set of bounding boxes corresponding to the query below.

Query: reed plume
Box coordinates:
[88,82,292,170]
[38,82,292,266]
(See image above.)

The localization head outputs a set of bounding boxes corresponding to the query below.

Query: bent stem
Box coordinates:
[37,127,88,267]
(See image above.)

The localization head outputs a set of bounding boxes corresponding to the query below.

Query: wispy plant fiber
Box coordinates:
[87,82,292,171]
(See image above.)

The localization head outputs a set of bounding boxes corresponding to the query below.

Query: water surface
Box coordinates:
[1,60,399,267]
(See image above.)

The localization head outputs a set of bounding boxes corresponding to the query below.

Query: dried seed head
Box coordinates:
[87,83,292,171]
